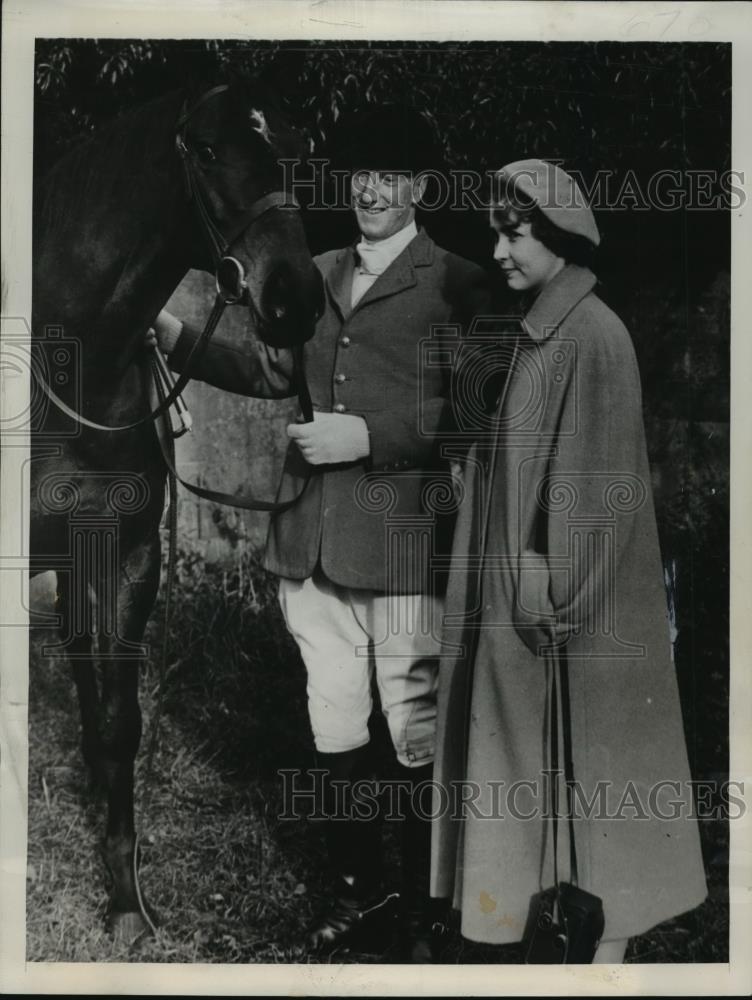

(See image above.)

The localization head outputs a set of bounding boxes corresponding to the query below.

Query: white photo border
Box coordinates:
[1,1,750,995]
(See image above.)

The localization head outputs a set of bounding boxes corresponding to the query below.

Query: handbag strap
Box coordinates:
[559,647,579,885]
[548,646,579,887]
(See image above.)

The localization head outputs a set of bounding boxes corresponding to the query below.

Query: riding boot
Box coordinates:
[307,745,399,955]
[395,761,441,962]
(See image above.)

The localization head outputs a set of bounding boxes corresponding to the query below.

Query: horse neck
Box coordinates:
[34,91,193,377]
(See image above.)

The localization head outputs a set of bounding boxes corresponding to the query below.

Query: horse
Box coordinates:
[29,80,324,942]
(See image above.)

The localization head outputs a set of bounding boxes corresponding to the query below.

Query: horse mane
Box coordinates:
[35,89,184,238]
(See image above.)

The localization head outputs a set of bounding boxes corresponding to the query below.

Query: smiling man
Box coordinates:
[151,105,489,961]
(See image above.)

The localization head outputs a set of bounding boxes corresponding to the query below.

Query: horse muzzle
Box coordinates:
[256,261,325,348]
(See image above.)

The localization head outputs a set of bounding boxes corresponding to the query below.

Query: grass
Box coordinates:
[27,550,729,964]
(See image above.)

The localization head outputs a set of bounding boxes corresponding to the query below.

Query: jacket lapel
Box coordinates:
[521,264,597,341]
[325,247,357,320]
[351,228,435,313]
[323,227,436,320]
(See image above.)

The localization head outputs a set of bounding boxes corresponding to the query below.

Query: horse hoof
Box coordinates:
[102,834,159,944]
[107,909,153,946]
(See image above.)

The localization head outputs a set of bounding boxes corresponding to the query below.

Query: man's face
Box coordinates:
[351,170,423,241]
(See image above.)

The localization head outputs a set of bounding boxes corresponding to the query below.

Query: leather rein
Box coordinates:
[35,83,314,513]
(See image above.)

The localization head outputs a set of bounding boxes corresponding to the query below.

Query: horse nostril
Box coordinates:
[262,262,324,332]
[262,267,290,324]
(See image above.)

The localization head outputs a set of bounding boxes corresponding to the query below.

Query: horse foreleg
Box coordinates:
[100,661,154,942]
[54,569,104,785]
[95,535,161,943]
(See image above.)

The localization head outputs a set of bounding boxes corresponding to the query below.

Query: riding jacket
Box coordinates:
[170,228,489,592]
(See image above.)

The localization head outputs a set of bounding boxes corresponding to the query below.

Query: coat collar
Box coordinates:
[521,264,597,341]
[325,227,436,319]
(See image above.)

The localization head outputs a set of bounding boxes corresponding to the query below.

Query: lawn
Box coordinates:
[26,550,729,964]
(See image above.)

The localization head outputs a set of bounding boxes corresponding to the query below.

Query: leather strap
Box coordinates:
[141,366,179,795]
[175,84,230,131]
[153,434,312,512]
[548,646,579,887]
[292,342,313,424]
[148,349,313,513]
[559,647,579,884]
[36,293,227,433]
[175,87,298,267]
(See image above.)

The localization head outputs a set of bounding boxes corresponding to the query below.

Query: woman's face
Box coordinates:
[491,216,565,295]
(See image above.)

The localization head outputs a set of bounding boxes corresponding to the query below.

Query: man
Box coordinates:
[152,105,489,960]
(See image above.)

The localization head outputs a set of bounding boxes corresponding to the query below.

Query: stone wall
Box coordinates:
[164,271,297,563]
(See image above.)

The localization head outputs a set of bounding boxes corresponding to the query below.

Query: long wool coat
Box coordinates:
[171,228,488,591]
[430,264,707,944]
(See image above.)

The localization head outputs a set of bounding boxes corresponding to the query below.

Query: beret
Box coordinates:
[494,159,600,247]
[332,104,442,175]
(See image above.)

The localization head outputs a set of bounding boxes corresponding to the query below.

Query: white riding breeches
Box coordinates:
[278,568,442,768]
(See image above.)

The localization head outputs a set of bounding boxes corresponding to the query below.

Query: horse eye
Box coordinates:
[196,144,216,163]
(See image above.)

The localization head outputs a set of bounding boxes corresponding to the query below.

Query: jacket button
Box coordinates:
[335,373,346,384]
[334,403,347,414]
[341,336,351,347]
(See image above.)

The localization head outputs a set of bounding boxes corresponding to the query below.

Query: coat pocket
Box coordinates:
[514,549,558,655]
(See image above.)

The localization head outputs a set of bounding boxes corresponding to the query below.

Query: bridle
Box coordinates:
[35,83,314,440]
[174,84,296,307]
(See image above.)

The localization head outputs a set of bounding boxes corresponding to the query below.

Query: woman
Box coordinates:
[431,160,707,962]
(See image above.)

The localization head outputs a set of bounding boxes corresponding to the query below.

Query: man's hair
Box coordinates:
[491,194,596,268]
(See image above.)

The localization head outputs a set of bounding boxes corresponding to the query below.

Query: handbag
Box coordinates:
[522,647,605,964]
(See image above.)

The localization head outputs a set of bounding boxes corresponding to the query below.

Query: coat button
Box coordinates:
[335,373,346,384]
[341,336,351,347]
[334,403,347,413]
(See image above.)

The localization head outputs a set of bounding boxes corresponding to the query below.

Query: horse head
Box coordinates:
[175,82,324,349]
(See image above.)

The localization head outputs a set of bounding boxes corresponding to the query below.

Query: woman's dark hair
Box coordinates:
[491,195,596,268]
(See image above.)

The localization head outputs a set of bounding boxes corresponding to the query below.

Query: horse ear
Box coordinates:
[182,73,229,105]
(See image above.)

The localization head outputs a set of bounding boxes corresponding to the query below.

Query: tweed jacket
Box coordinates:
[170,228,490,590]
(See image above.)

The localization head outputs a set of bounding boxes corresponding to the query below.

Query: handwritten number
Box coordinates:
[621,10,711,37]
